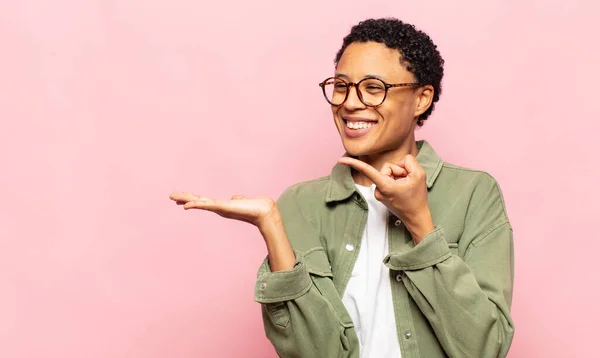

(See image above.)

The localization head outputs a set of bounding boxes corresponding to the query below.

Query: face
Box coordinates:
[331,42,433,158]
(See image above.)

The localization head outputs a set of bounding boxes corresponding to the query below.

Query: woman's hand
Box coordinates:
[338,155,435,244]
[169,192,279,229]
[169,192,295,271]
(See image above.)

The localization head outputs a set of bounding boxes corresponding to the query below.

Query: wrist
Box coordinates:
[257,207,283,237]
[403,208,435,244]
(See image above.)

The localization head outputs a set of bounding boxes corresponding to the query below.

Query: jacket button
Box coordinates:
[396,274,403,282]
[395,220,402,227]
[345,243,355,251]
[404,331,412,339]
[260,282,267,290]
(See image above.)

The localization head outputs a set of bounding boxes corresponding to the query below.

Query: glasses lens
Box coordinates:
[358,78,386,106]
[322,78,347,105]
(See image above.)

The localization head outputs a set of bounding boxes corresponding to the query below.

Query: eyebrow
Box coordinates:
[335,73,388,81]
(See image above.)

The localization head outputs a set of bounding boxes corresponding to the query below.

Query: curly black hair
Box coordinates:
[335,18,444,126]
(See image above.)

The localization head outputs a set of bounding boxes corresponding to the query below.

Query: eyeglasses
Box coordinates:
[318,77,421,107]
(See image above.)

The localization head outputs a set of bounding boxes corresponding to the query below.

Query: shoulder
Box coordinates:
[275,175,332,227]
[438,161,503,194]
[277,175,332,207]
[438,161,510,225]
[275,176,333,250]
[440,162,498,185]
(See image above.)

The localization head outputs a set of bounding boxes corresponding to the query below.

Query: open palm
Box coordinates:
[169,192,277,227]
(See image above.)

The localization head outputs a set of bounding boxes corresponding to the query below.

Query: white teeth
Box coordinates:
[346,121,375,129]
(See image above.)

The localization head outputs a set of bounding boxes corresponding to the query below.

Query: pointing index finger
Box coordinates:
[338,157,389,188]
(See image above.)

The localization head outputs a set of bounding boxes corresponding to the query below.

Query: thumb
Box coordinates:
[231,195,247,200]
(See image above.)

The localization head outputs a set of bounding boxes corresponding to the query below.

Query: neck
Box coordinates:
[353,139,419,187]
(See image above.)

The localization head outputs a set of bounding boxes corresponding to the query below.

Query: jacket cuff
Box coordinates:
[383,227,451,271]
[254,250,312,304]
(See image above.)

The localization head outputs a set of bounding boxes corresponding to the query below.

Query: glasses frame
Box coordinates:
[318,76,421,107]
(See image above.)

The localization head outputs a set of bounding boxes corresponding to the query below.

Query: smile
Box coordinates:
[342,118,378,138]
[345,121,376,130]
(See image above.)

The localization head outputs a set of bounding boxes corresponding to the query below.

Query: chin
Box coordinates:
[340,139,375,157]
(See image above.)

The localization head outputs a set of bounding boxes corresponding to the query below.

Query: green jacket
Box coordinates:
[254,140,515,358]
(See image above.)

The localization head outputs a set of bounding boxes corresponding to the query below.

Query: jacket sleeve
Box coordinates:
[254,187,359,358]
[384,176,515,358]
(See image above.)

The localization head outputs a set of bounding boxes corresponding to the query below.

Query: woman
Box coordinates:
[171,18,514,358]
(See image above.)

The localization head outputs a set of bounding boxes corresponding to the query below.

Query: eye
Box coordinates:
[360,79,386,94]
[364,85,384,94]
[333,83,347,93]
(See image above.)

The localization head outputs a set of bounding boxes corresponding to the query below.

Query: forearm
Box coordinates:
[401,206,435,245]
[404,215,435,245]
[258,209,296,272]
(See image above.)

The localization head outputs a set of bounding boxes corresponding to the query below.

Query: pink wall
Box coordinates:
[1,0,598,357]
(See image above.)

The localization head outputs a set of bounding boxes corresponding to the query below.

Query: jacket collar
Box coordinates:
[325,140,443,203]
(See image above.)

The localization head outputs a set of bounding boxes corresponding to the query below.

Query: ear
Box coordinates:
[413,85,435,117]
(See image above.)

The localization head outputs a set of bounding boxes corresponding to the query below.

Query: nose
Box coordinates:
[343,84,366,111]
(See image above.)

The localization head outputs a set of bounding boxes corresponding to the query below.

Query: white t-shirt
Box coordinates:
[341,183,402,358]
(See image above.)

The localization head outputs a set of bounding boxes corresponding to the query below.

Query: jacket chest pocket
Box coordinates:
[305,248,355,329]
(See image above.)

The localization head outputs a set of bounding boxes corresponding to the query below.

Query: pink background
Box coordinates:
[1,0,598,357]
